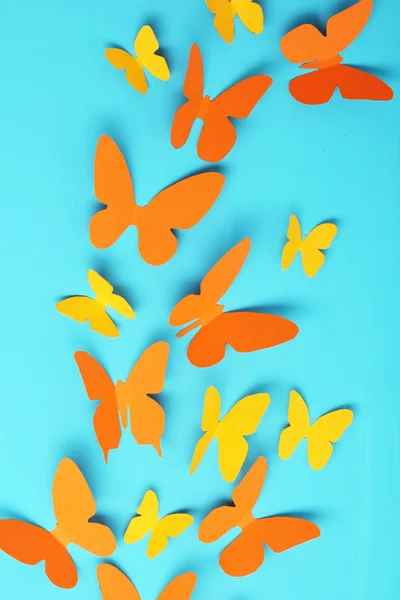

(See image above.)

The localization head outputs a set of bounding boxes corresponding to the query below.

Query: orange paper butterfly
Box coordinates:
[0,459,116,588]
[169,238,299,367]
[280,0,393,104]
[198,456,320,576]
[171,44,272,162]
[97,563,197,600]
[90,135,225,265]
[74,341,169,461]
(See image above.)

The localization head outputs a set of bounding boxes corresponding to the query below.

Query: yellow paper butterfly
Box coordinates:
[205,0,264,44]
[282,215,338,278]
[124,490,194,558]
[190,386,270,482]
[278,391,353,470]
[56,269,135,337]
[105,25,170,94]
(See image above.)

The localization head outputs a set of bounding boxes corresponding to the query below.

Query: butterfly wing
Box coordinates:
[124,490,159,544]
[91,135,136,249]
[235,0,264,35]
[89,269,134,323]
[147,514,194,558]
[0,520,78,589]
[308,409,353,470]
[282,214,302,271]
[218,393,270,481]
[257,515,321,553]
[135,25,170,81]
[136,172,225,266]
[190,386,221,475]
[74,351,120,462]
[206,0,235,44]
[218,524,265,576]
[104,48,147,93]
[169,238,251,328]
[157,573,197,600]
[198,75,272,162]
[53,458,116,556]
[301,222,338,277]
[325,0,373,56]
[187,311,299,368]
[278,390,310,462]
[97,564,141,600]
[171,44,204,149]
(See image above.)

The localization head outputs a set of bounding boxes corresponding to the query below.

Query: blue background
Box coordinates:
[0,0,399,598]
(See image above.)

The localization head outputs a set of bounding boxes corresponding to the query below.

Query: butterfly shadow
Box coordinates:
[268,509,326,525]
[348,64,394,79]
[282,12,326,36]
[236,303,305,321]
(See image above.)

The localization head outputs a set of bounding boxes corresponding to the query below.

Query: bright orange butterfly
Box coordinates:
[280,0,393,104]
[90,135,225,265]
[169,238,299,367]
[97,563,197,600]
[198,456,320,576]
[0,459,116,588]
[171,43,272,162]
[74,341,169,462]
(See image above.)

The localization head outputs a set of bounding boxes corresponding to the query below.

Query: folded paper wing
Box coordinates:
[206,0,264,44]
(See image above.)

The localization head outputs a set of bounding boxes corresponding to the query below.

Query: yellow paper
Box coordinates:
[56,269,135,337]
[282,214,338,278]
[105,25,170,94]
[190,386,270,482]
[124,490,193,558]
[278,391,353,470]
[206,0,264,44]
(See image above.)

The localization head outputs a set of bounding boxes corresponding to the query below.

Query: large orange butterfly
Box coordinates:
[97,563,197,600]
[90,135,225,265]
[0,459,116,588]
[171,43,272,162]
[198,456,320,576]
[74,341,169,461]
[169,238,299,367]
[280,0,393,104]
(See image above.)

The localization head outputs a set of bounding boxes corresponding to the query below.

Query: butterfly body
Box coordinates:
[171,44,272,162]
[170,238,299,367]
[0,459,116,588]
[281,0,393,104]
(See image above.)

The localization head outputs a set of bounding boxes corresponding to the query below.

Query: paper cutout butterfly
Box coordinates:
[124,490,194,558]
[105,25,170,94]
[205,0,264,44]
[169,238,299,367]
[97,564,197,600]
[282,215,338,278]
[75,341,169,462]
[56,269,134,337]
[190,386,270,482]
[279,391,353,470]
[171,44,272,162]
[198,456,320,576]
[90,135,225,265]
[280,0,393,104]
[0,459,116,589]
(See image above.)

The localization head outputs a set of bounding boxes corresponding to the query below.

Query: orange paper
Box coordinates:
[169,238,299,367]
[91,135,225,265]
[171,44,272,162]
[198,456,320,576]
[97,563,197,600]
[74,341,169,461]
[280,0,393,104]
[0,459,116,588]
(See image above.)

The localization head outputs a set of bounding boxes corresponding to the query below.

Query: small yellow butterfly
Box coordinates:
[124,490,193,558]
[56,269,135,337]
[205,0,264,44]
[105,25,170,94]
[190,386,270,482]
[278,391,353,470]
[282,214,338,278]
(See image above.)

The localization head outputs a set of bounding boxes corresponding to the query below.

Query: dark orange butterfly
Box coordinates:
[171,43,272,162]
[169,238,299,367]
[90,135,225,265]
[0,459,116,588]
[198,456,320,576]
[280,0,393,104]
[74,341,169,462]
